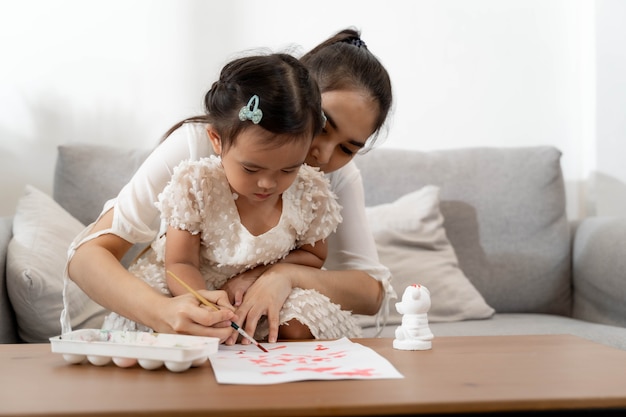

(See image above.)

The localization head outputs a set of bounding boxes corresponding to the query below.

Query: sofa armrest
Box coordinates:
[0,216,20,343]
[572,216,626,328]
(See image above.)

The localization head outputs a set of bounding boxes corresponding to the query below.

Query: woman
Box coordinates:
[65,28,394,345]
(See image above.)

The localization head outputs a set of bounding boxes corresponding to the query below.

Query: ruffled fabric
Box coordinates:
[247,288,362,340]
[154,156,342,277]
[275,288,362,339]
[283,164,343,247]
[103,157,356,338]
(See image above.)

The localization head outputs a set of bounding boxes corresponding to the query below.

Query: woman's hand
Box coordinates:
[220,264,270,306]
[225,263,296,345]
[154,290,237,343]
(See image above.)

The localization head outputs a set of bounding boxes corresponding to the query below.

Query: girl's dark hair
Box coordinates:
[162,53,323,150]
[300,28,392,147]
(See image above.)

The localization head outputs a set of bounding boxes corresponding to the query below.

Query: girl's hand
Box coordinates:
[197,288,237,312]
[225,263,295,345]
[155,291,236,343]
[220,264,270,306]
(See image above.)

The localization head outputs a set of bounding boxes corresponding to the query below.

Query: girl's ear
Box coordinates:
[206,125,222,155]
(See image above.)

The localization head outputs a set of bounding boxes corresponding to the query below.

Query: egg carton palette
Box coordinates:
[50,329,219,372]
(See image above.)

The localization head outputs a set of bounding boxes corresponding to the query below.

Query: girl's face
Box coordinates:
[208,125,310,206]
[306,89,379,173]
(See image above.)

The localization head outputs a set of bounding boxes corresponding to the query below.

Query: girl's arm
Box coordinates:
[282,239,328,269]
[220,240,328,307]
[163,225,206,294]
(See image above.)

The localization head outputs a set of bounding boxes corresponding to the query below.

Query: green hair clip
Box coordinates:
[238,95,263,124]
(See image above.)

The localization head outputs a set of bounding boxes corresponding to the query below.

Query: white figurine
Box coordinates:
[393,284,434,350]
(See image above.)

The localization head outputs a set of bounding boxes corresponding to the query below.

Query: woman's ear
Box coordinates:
[206,125,222,155]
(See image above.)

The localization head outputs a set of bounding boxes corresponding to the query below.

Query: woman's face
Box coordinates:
[306,90,379,173]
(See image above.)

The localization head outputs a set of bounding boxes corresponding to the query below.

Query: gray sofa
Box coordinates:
[2,143,626,350]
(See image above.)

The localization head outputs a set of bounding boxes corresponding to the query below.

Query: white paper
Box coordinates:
[209,337,404,385]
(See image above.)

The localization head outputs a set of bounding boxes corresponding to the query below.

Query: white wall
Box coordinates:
[1,0,625,220]
[594,0,626,216]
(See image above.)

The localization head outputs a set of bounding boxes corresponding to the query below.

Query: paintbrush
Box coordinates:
[166,270,268,353]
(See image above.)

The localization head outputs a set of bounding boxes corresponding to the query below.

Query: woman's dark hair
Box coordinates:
[162,53,323,150]
[300,28,392,147]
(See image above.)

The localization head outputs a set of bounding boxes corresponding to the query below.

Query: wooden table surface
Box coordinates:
[2,334,626,416]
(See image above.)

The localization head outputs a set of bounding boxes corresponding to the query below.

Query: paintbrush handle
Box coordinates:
[233,324,255,343]
[230,322,254,343]
[232,323,268,352]
[167,270,220,311]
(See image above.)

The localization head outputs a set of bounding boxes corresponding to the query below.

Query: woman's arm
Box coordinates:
[68,210,236,341]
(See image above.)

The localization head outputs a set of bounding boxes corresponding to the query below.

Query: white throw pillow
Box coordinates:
[6,185,107,342]
[366,185,494,324]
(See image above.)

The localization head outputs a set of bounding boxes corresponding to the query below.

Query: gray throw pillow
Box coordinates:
[7,185,108,342]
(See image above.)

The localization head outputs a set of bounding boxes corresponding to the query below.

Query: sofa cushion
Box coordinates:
[355,146,571,315]
[6,185,108,342]
[54,144,151,226]
[572,217,626,328]
[366,185,495,323]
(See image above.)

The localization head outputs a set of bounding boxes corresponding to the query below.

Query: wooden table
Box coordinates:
[2,334,626,416]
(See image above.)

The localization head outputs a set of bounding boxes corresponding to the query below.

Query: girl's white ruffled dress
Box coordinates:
[102,156,363,339]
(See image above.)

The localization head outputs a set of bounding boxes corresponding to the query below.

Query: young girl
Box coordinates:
[65,28,394,345]
[98,53,358,340]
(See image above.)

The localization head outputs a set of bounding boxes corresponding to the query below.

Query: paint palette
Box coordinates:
[50,329,219,372]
